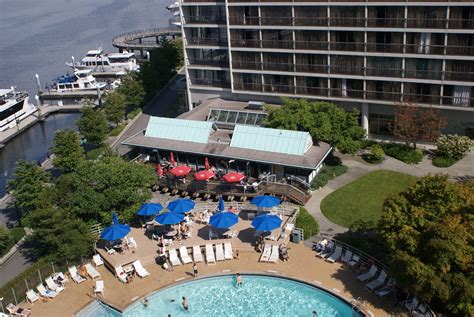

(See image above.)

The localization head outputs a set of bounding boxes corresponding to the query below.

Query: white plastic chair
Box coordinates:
[26,289,40,303]
[224,242,233,260]
[268,245,279,263]
[357,265,378,282]
[85,263,101,280]
[259,244,271,262]
[94,280,104,295]
[179,246,193,264]
[37,284,57,298]
[93,254,104,267]
[68,266,86,284]
[115,266,128,283]
[193,245,203,263]
[133,260,150,278]
[215,243,225,261]
[169,249,182,266]
[205,244,216,264]
[45,276,64,293]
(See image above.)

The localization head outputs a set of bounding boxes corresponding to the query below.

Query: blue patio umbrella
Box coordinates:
[136,203,164,216]
[167,198,195,214]
[100,212,131,241]
[251,214,282,232]
[251,195,281,208]
[209,211,238,229]
[218,195,225,212]
[155,211,185,225]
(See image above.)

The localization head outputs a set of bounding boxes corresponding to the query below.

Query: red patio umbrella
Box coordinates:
[157,164,163,177]
[204,157,210,170]
[194,170,215,181]
[170,152,176,166]
[170,165,191,177]
[222,172,245,183]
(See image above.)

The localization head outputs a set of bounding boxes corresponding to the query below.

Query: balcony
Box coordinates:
[330,17,366,28]
[405,44,444,55]
[294,17,328,27]
[182,0,224,2]
[367,18,405,28]
[233,82,263,92]
[183,15,226,24]
[330,42,364,51]
[232,60,261,70]
[406,18,446,29]
[403,92,441,105]
[188,58,229,68]
[404,69,443,81]
[366,67,403,78]
[449,18,474,29]
[366,42,404,54]
[446,45,474,56]
[444,71,474,82]
[228,16,260,25]
[263,83,294,94]
[187,37,228,46]
[261,17,293,26]
[442,95,474,108]
[190,78,231,88]
[230,39,260,48]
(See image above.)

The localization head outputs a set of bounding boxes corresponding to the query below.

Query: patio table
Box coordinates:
[165,230,177,238]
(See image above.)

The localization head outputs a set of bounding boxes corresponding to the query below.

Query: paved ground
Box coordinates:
[305,150,474,238]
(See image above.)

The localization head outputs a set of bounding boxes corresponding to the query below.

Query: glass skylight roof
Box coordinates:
[207,108,267,126]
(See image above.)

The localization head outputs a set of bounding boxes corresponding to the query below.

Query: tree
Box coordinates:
[378,175,473,316]
[0,226,12,255]
[436,134,472,160]
[116,72,145,109]
[51,130,84,173]
[264,98,366,154]
[103,91,126,125]
[8,161,50,215]
[76,106,108,145]
[389,104,447,148]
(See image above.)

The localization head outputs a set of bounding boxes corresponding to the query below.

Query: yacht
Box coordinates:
[0,88,37,132]
[66,49,139,74]
[48,69,107,92]
[167,1,181,27]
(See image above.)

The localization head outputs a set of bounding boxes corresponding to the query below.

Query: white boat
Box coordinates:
[0,87,37,132]
[48,70,107,92]
[66,49,139,74]
[167,1,181,26]
[166,1,179,10]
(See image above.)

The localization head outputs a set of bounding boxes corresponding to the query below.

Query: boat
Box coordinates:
[66,49,139,74]
[166,1,179,10]
[48,70,107,92]
[167,1,181,27]
[0,87,37,132]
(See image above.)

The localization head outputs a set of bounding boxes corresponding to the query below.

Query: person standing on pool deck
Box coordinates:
[193,263,198,278]
[182,297,189,311]
[236,274,243,287]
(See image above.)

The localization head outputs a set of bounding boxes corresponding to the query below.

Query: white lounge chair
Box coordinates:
[85,263,101,280]
[94,280,104,295]
[193,245,203,263]
[405,296,420,313]
[224,242,233,260]
[179,246,193,264]
[341,250,353,264]
[93,254,104,267]
[133,260,150,278]
[413,303,432,317]
[375,280,395,298]
[126,237,137,248]
[366,270,387,291]
[68,266,86,284]
[348,254,360,267]
[6,303,31,317]
[205,244,216,264]
[45,277,64,293]
[215,243,225,261]
[259,244,271,262]
[169,249,182,266]
[26,289,40,304]
[268,245,279,263]
[115,266,128,283]
[357,265,378,282]
[37,284,57,298]
[327,246,342,263]
[105,246,116,255]
[52,272,69,285]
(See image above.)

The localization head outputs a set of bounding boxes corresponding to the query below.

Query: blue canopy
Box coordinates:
[218,195,225,212]
[155,211,185,225]
[136,203,164,216]
[251,195,281,208]
[209,211,238,229]
[167,199,195,214]
[100,212,131,241]
[251,214,282,231]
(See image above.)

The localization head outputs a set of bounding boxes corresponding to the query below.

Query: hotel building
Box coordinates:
[179,0,474,137]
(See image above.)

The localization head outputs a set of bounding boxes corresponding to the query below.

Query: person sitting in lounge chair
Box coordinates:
[279,244,290,261]
[6,304,31,317]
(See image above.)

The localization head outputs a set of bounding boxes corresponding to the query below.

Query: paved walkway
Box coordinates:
[305,151,474,237]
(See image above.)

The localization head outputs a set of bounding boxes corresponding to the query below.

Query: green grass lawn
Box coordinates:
[321,170,417,228]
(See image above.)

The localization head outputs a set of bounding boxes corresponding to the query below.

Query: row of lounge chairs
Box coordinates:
[115,260,151,283]
[24,271,71,307]
[168,243,234,266]
[259,244,279,263]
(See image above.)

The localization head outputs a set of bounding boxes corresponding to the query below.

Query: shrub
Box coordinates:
[432,155,458,168]
[0,226,12,255]
[311,164,348,189]
[360,139,378,150]
[109,124,125,137]
[364,144,385,163]
[295,207,319,238]
[436,134,472,160]
[381,143,423,164]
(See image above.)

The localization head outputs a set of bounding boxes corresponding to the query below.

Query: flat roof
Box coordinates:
[145,117,214,144]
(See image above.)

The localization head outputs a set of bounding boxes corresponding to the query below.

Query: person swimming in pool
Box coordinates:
[142,297,149,307]
[236,274,243,287]
[182,297,189,310]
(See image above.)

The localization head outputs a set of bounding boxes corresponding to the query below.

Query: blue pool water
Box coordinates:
[78,275,361,317]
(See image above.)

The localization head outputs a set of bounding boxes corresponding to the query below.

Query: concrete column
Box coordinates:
[361,103,369,137]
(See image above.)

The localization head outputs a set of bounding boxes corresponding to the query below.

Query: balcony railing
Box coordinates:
[190,78,231,88]
[187,37,228,46]
[444,70,474,82]
[329,17,366,27]
[183,15,226,24]
[228,16,260,25]
[367,18,405,28]
[188,58,229,68]
[182,0,224,2]
[406,18,446,29]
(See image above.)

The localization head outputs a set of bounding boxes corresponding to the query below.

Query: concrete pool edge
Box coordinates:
[77,272,367,316]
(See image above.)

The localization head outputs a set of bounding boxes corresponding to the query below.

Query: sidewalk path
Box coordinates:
[305,151,474,237]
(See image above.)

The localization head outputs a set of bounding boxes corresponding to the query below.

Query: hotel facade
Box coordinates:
[179,0,474,137]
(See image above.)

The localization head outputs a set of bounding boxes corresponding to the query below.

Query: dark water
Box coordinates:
[0,0,172,196]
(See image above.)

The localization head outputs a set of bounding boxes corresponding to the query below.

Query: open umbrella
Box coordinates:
[100,212,131,241]
[136,203,164,216]
[157,164,163,177]
[251,214,282,231]
[251,196,281,208]
[167,198,195,213]
[218,195,225,212]
[194,170,215,181]
[209,211,238,229]
[170,152,176,166]
[155,211,184,225]
[204,157,210,170]
[222,172,245,183]
[170,165,191,177]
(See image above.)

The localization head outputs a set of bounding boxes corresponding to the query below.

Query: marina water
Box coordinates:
[0,0,171,196]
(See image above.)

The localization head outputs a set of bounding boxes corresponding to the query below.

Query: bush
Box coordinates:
[436,134,472,160]
[381,143,423,164]
[86,146,105,160]
[0,226,12,256]
[109,124,125,137]
[127,107,141,120]
[363,144,385,163]
[432,155,458,168]
[295,207,319,238]
[311,164,348,189]
[360,139,379,149]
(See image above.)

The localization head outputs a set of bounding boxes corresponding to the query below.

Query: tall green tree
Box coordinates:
[51,130,84,173]
[103,91,126,125]
[76,106,108,145]
[378,175,473,316]
[116,72,145,109]
[8,161,50,215]
[264,98,366,154]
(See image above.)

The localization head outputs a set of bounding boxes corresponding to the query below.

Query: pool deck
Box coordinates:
[24,243,407,316]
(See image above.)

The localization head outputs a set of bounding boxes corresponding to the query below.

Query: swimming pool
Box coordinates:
[78,275,362,316]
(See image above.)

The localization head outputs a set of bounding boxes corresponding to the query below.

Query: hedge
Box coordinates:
[295,207,319,239]
[381,143,423,164]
